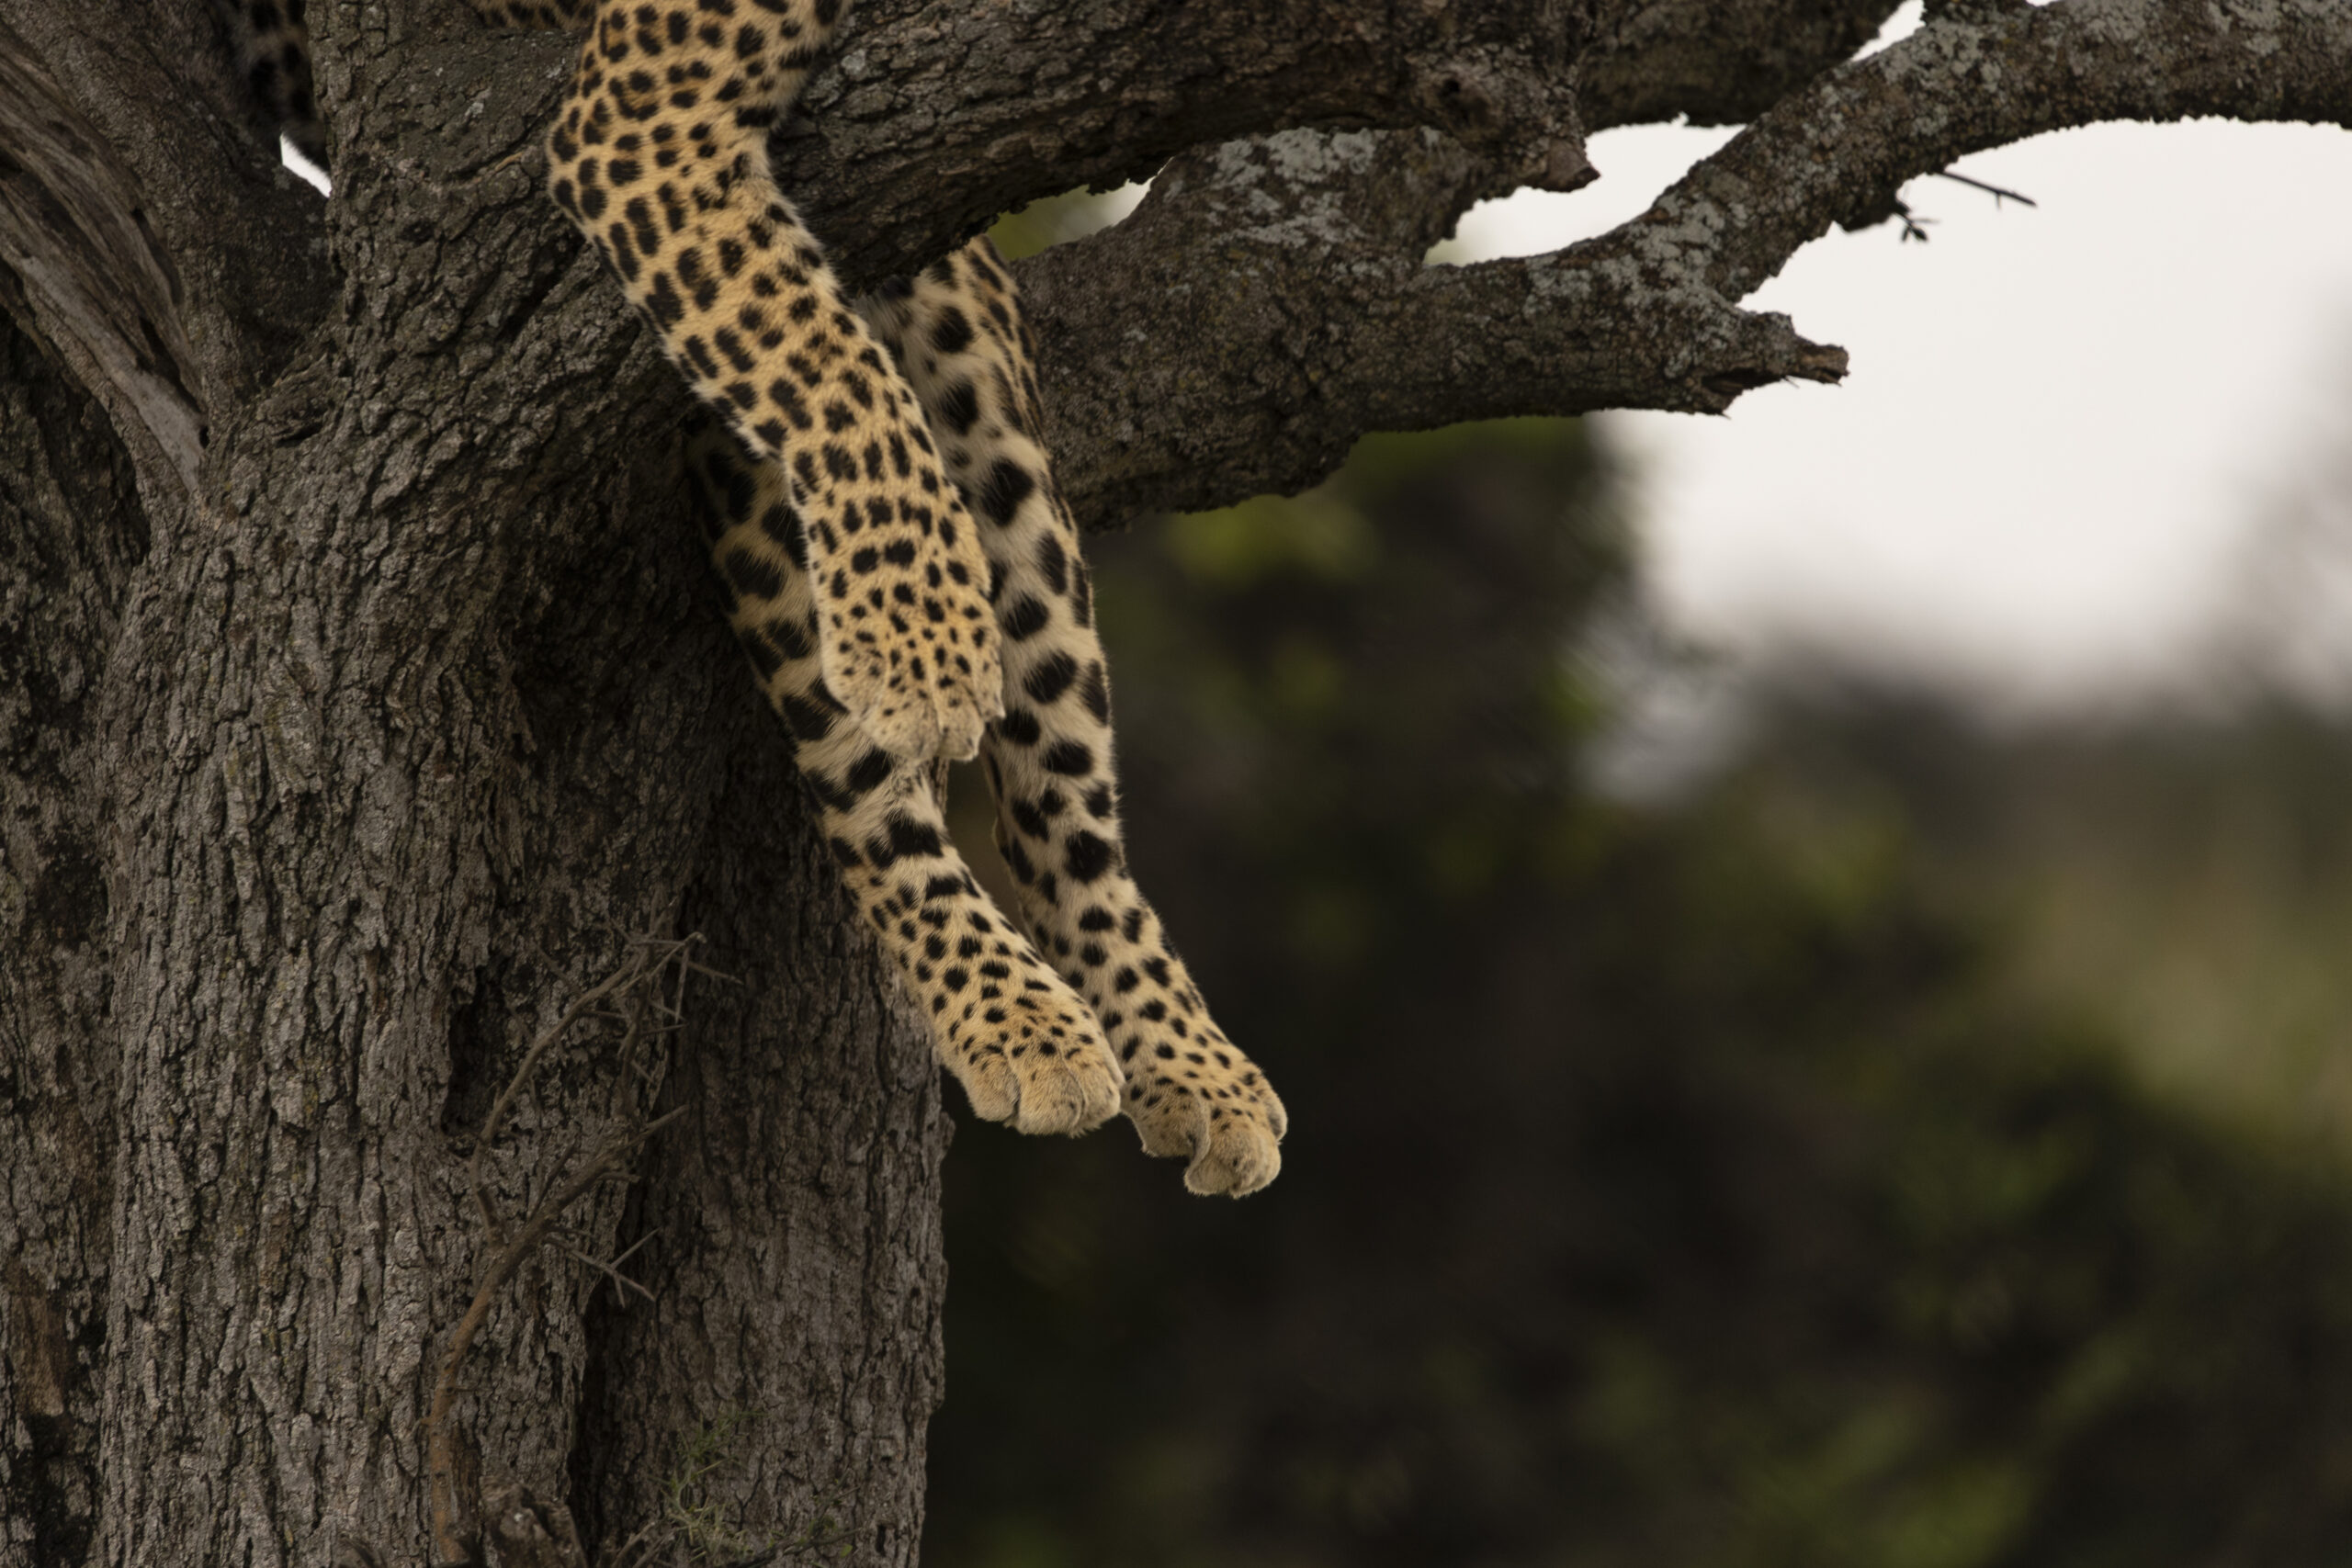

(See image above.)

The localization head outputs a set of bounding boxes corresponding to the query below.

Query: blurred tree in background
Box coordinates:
[1731,690,2352,1158]
[926,418,2352,1568]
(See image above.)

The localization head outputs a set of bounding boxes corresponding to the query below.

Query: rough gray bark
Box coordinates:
[1,0,2346,1562]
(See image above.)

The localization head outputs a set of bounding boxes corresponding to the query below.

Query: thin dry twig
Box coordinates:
[1933,168,2039,208]
[565,1225,662,1308]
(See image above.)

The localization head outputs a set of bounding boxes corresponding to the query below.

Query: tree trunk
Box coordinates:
[1,3,946,1562]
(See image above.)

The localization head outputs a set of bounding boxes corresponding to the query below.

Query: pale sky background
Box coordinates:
[1446,2,2352,718]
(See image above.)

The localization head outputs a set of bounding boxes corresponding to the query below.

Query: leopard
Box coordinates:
[219,0,1287,1194]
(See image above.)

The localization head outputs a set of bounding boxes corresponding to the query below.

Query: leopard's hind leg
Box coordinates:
[684,419,1123,1137]
[865,242,1287,1197]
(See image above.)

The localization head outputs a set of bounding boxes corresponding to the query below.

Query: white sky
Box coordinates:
[1445,3,2352,716]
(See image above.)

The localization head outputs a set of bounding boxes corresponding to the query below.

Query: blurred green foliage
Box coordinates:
[1733,694,2352,1156]
[926,420,2352,1567]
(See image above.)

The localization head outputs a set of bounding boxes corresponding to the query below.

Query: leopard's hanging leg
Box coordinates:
[865,242,1287,1197]
[684,419,1125,1135]
[455,2,1273,1179]
[544,0,1003,763]
[469,0,1119,1137]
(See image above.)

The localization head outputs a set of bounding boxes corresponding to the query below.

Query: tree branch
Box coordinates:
[1684,0,2352,306]
[783,0,1593,287]
[333,0,1922,292]
[1020,0,2352,525]
[1019,126,1845,527]
[241,0,1970,536]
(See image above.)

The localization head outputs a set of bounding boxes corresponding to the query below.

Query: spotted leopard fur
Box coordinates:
[863,251,1286,1190]
[224,0,1285,1194]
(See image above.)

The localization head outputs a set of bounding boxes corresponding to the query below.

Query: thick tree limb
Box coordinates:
[0,0,1893,504]
[34,0,2345,537]
[783,0,1593,286]
[0,0,1882,514]
[10,0,2164,530]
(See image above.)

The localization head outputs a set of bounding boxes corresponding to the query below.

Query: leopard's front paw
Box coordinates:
[1124,1037,1287,1197]
[821,617,1002,762]
[940,987,1124,1137]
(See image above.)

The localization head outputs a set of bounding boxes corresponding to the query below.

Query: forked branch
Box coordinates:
[1023,0,2352,526]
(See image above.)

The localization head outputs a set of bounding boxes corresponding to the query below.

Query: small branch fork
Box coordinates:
[425,932,714,1568]
[1872,169,2037,243]
[1934,169,2037,209]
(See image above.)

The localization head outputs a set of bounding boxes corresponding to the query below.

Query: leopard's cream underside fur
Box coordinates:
[225,0,1285,1193]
